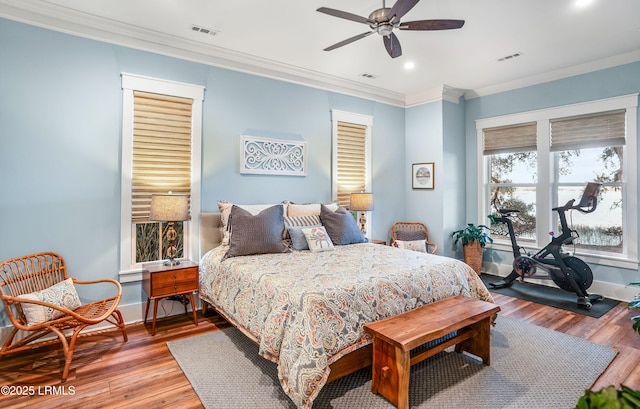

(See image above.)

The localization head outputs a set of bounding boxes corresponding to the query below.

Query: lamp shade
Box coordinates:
[149,193,190,222]
[350,192,374,211]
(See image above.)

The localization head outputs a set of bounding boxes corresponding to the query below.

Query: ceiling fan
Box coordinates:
[317,0,464,58]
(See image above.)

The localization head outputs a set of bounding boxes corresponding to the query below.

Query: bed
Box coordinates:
[198,204,494,409]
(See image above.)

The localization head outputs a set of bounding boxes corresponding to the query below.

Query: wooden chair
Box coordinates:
[391,222,437,254]
[0,252,127,381]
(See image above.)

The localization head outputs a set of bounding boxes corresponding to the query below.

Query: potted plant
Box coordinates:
[451,224,493,275]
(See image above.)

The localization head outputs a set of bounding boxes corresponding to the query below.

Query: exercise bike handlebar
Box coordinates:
[553,196,598,215]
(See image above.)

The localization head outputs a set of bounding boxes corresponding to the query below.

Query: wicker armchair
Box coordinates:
[391,222,437,254]
[0,252,127,381]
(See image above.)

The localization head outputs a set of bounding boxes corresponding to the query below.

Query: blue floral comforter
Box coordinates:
[199,243,494,408]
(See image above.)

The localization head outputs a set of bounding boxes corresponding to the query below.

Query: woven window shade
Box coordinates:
[550,109,626,151]
[336,121,367,207]
[132,91,193,222]
[483,122,537,155]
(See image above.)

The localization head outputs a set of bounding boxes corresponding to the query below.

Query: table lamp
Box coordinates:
[149,193,190,265]
[349,192,374,235]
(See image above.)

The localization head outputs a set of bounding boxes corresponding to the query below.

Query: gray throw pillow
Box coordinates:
[396,230,426,241]
[288,224,321,251]
[319,205,367,245]
[224,205,290,259]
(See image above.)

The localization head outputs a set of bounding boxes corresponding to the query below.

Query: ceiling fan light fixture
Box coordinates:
[317,0,465,58]
[377,23,394,36]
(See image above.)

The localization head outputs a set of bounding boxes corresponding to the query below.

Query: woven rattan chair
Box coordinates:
[0,252,127,381]
[391,222,437,254]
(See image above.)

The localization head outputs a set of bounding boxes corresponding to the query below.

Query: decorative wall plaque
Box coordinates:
[240,135,307,176]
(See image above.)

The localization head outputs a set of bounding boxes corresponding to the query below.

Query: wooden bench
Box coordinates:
[363,295,500,409]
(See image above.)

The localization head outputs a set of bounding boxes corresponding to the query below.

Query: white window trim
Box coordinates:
[476,94,638,270]
[330,109,373,237]
[119,73,205,282]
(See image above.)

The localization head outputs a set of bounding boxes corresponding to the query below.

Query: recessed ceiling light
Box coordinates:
[404,61,415,70]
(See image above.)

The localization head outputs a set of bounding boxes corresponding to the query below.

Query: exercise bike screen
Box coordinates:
[576,182,602,208]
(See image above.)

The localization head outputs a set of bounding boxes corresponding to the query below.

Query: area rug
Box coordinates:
[167,317,616,409]
[480,273,620,318]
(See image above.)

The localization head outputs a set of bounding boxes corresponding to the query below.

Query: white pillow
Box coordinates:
[301,226,335,252]
[20,278,82,325]
[396,239,427,253]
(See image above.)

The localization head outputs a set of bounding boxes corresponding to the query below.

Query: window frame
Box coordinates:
[119,73,204,282]
[331,109,373,236]
[476,94,638,270]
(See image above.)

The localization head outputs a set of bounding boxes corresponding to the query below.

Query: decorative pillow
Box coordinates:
[301,226,335,252]
[217,201,287,245]
[20,278,82,325]
[396,230,426,241]
[288,224,321,250]
[287,202,339,217]
[396,239,427,253]
[224,205,291,259]
[283,215,322,240]
[319,205,368,245]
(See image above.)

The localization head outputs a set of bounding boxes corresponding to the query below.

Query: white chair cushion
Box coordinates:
[21,278,82,325]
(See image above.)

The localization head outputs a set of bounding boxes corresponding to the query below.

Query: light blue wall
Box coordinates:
[464,61,640,287]
[1,14,638,327]
[442,99,468,258]
[0,18,405,322]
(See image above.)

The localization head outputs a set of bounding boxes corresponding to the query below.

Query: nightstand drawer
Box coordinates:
[150,268,198,295]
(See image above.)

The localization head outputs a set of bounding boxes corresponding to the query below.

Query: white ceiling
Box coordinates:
[2,0,639,106]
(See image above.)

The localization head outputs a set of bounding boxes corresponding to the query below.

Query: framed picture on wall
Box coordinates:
[412,162,434,189]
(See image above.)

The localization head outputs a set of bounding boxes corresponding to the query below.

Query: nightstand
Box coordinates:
[143,260,199,335]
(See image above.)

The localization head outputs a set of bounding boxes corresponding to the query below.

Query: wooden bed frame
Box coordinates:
[198,212,372,382]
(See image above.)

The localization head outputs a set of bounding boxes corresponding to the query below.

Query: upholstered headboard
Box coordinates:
[199,212,223,257]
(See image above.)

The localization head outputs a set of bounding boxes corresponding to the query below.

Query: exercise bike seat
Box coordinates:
[498,208,520,216]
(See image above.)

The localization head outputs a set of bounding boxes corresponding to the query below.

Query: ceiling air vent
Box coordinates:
[359,73,378,79]
[498,52,524,62]
[190,24,220,36]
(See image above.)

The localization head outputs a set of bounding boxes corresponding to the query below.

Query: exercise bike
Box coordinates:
[487,182,603,310]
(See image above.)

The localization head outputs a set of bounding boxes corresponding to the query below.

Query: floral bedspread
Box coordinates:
[199,243,494,408]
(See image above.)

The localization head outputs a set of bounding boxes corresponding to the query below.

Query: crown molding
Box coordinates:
[0,0,407,107]
[465,50,640,100]
[2,0,638,107]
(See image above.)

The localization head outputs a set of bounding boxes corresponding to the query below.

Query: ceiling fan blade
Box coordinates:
[399,19,465,30]
[324,31,374,51]
[317,7,372,25]
[383,33,402,58]
[387,0,420,22]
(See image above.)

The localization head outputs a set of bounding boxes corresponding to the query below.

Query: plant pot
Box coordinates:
[463,241,483,275]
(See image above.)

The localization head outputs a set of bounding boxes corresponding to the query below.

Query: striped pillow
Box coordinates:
[283,215,322,239]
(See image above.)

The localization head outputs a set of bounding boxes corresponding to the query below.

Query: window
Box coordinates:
[477,94,638,268]
[120,74,204,280]
[331,109,373,228]
[132,91,193,263]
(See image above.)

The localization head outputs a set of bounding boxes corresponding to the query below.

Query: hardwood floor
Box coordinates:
[1,293,639,409]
